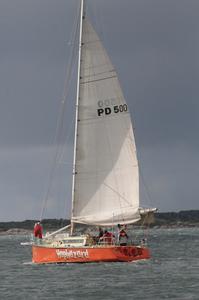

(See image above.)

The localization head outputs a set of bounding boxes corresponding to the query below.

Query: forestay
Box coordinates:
[72,17,140,226]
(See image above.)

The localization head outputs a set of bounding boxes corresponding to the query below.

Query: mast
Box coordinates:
[70,0,84,235]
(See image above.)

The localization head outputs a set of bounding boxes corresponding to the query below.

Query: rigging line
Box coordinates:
[55,64,77,165]
[59,13,80,111]
[56,52,79,164]
[139,167,154,208]
[133,214,149,244]
[57,23,79,148]
[39,5,80,221]
[57,112,75,165]
[102,182,132,207]
[40,62,78,221]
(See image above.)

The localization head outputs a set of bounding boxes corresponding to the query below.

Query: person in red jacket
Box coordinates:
[33,222,43,239]
[100,230,115,244]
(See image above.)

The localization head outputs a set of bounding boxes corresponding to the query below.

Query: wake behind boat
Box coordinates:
[31,0,155,264]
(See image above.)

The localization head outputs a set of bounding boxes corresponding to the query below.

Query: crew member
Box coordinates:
[100,230,115,244]
[98,227,104,239]
[34,222,43,239]
[119,228,128,246]
[117,224,121,243]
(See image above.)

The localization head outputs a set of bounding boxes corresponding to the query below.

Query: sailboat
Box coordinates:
[32,0,155,264]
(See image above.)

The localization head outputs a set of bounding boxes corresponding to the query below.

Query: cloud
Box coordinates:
[0,0,199,220]
[0,145,73,221]
[139,142,199,211]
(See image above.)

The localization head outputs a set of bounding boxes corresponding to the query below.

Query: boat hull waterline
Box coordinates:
[32,245,150,264]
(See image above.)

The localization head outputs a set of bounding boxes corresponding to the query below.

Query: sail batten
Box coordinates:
[72,18,140,226]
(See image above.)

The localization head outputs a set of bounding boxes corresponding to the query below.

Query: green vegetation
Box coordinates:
[0,219,70,232]
[153,210,199,227]
[0,210,199,232]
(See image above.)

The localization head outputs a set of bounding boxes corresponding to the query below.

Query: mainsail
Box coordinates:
[71,13,140,226]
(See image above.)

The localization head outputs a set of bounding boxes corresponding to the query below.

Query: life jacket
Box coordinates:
[102,232,115,244]
[119,230,127,237]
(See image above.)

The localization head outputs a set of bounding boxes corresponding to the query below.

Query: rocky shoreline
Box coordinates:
[0,228,32,235]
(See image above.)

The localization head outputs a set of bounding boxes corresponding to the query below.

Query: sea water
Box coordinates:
[0,228,198,300]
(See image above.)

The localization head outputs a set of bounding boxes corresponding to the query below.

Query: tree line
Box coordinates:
[0,210,199,231]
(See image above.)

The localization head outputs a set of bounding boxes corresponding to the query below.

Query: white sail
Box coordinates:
[71,17,140,226]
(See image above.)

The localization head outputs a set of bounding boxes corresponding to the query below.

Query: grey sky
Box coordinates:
[0,0,199,221]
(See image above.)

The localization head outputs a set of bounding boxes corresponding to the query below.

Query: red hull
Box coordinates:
[32,245,150,264]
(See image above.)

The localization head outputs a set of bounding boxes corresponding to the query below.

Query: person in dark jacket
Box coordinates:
[98,227,104,239]
[119,228,128,246]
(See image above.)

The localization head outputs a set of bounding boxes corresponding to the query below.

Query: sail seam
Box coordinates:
[83,63,114,70]
[84,39,100,44]
[81,69,115,78]
[76,165,138,176]
[78,112,130,123]
[80,75,117,84]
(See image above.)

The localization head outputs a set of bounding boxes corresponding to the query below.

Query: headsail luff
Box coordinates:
[71,8,140,226]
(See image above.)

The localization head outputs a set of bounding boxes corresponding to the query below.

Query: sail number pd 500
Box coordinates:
[97,104,128,117]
